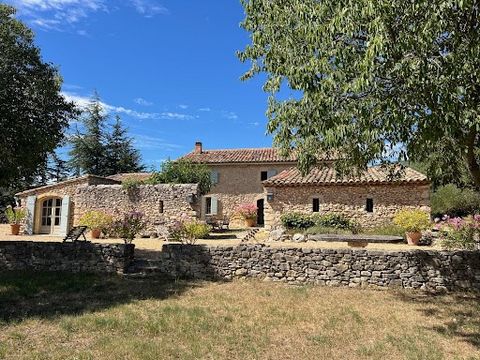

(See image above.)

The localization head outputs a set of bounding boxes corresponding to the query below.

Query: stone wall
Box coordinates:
[155,244,480,292]
[264,184,431,229]
[74,184,200,232]
[0,241,134,273]
[204,163,294,226]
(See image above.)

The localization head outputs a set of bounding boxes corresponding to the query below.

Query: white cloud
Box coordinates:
[198,107,211,112]
[7,0,106,30]
[222,111,239,120]
[130,0,169,17]
[133,134,182,151]
[134,97,153,106]
[63,92,194,121]
[178,104,188,109]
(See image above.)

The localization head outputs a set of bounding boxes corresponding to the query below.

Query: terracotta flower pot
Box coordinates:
[10,224,20,236]
[406,231,422,246]
[244,218,256,228]
[91,228,101,239]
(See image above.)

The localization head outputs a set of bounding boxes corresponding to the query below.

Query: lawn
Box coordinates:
[0,273,479,359]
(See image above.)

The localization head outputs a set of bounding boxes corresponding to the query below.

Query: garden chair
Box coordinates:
[63,226,88,242]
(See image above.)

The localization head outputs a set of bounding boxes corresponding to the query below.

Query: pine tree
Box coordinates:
[69,92,109,176]
[105,115,144,175]
[47,152,70,182]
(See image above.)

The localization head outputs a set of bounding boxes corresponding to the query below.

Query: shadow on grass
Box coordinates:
[395,291,480,349]
[0,271,200,323]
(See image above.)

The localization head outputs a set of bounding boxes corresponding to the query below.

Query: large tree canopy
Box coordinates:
[239,0,480,187]
[0,5,77,188]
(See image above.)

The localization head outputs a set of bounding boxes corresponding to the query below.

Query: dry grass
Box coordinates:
[0,272,479,360]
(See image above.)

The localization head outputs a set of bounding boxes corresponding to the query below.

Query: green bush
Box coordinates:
[146,159,212,195]
[4,206,27,225]
[393,209,431,232]
[122,178,144,191]
[362,224,405,237]
[312,213,358,231]
[280,212,314,229]
[170,218,211,245]
[431,184,480,218]
[304,226,352,235]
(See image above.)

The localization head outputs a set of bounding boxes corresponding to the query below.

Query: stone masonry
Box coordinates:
[75,184,200,232]
[0,241,134,273]
[151,244,480,292]
[264,184,431,229]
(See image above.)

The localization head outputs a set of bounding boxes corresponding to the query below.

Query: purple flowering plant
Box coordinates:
[110,211,146,244]
[435,214,480,250]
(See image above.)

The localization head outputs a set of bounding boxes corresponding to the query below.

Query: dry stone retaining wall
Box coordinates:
[0,241,134,273]
[156,244,480,292]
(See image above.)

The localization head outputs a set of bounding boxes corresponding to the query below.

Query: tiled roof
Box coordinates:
[263,166,429,187]
[107,173,152,182]
[181,148,298,164]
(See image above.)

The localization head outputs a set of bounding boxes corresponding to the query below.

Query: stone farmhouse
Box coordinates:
[16,141,430,236]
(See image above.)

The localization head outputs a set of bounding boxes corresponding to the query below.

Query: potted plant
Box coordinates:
[110,211,146,244]
[393,209,431,245]
[5,206,27,235]
[236,203,258,227]
[79,211,113,239]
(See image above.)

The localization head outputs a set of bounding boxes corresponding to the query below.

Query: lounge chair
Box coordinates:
[63,226,88,242]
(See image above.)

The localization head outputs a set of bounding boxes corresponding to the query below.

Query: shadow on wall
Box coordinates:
[0,271,209,323]
[394,291,480,349]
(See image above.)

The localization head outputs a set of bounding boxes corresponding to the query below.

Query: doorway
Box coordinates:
[40,198,62,235]
[256,199,264,226]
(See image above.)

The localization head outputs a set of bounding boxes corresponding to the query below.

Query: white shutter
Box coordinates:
[267,169,278,179]
[25,196,36,235]
[201,196,207,217]
[210,170,219,185]
[59,196,71,236]
[211,196,218,215]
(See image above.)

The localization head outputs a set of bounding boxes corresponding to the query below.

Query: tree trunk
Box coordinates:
[466,129,480,190]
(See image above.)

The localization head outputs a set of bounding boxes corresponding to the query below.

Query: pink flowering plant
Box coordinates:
[110,211,146,244]
[435,215,480,250]
[236,203,257,220]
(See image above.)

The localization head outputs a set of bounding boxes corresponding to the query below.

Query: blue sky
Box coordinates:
[6,0,277,169]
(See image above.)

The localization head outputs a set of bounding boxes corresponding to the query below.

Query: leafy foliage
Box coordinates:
[280,213,315,229]
[0,5,77,188]
[431,184,480,218]
[393,210,431,232]
[170,218,211,245]
[121,177,144,191]
[147,159,212,195]
[312,213,360,233]
[436,215,480,250]
[79,211,113,232]
[110,211,146,244]
[239,0,480,187]
[4,206,27,225]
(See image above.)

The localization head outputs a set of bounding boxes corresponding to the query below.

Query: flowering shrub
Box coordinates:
[236,203,257,220]
[170,217,211,245]
[435,215,480,250]
[79,211,113,232]
[5,206,27,225]
[110,211,146,244]
[280,212,315,229]
[393,210,431,232]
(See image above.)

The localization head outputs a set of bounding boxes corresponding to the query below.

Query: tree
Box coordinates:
[69,93,109,176]
[239,0,480,187]
[146,159,212,195]
[105,116,144,175]
[0,5,77,188]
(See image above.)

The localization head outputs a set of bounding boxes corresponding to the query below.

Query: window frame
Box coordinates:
[366,198,374,213]
[312,198,320,213]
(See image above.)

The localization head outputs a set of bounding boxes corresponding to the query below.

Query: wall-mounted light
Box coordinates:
[186,194,196,204]
[267,192,274,201]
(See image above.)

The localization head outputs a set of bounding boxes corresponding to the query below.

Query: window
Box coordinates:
[205,197,212,214]
[261,171,268,181]
[312,198,320,212]
[366,198,374,213]
[159,200,164,213]
[210,170,219,185]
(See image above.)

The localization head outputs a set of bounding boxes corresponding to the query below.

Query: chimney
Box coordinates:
[194,141,203,154]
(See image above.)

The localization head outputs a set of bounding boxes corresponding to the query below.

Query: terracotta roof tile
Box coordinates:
[263,166,429,187]
[181,148,298,164]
